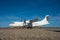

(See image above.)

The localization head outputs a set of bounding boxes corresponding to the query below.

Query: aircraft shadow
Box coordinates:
[46,30,60,32]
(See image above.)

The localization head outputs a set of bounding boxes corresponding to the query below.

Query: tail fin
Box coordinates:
[42,15,49,24]
[45,15,49,21]
[32,15,49,26]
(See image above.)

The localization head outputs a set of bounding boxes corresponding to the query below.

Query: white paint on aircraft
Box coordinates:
[9,15,49,27]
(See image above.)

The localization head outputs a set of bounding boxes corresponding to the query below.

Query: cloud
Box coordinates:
[42,14,60,27]
[0,16,20,20]
[7,16,20,19]
[48,15,60,27]
[49,15,60,21]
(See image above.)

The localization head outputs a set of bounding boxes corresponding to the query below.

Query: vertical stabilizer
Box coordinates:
[33,15,49,26]
[42,15,49,24]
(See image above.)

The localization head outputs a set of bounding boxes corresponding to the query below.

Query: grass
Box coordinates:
[0,28,60,40]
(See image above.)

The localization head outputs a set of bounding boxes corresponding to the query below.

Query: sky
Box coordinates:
[0,0,60,28]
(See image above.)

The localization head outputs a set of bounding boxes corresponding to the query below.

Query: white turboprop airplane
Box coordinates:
[9,15,49,27]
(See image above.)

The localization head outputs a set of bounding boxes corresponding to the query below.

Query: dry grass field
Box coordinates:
[0,28,60,40]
